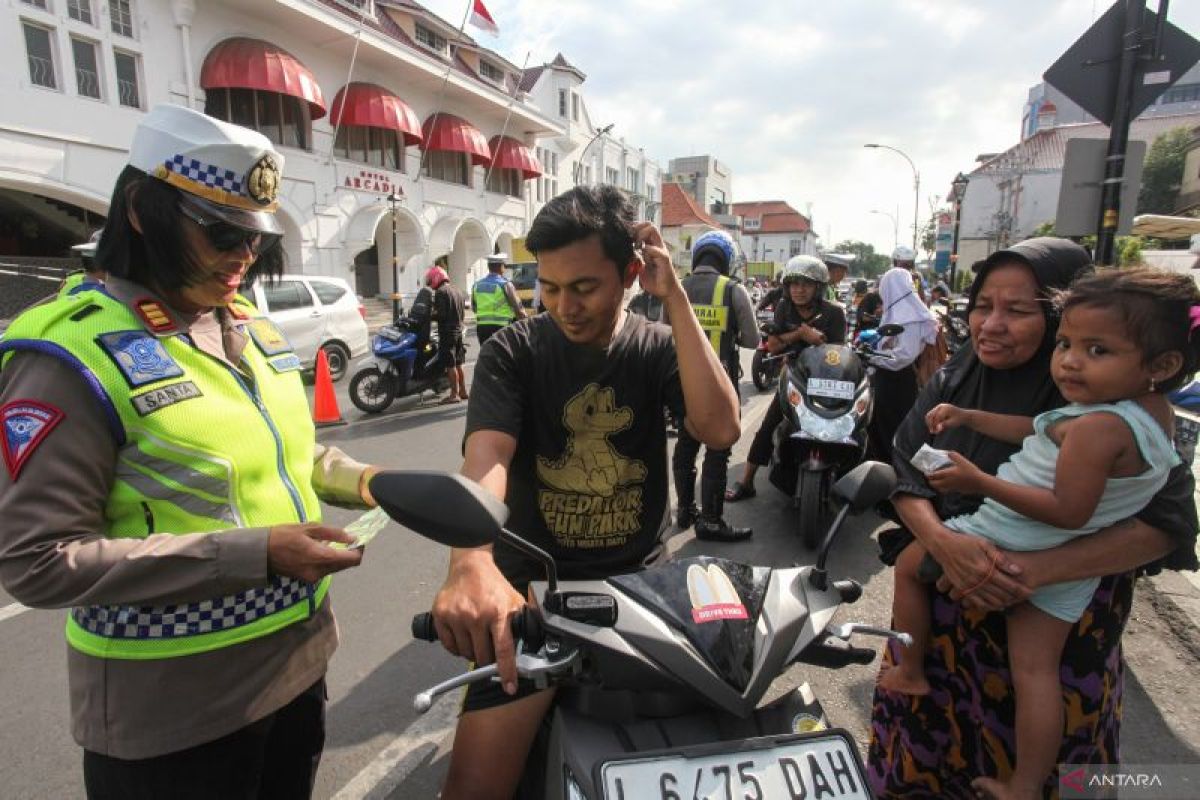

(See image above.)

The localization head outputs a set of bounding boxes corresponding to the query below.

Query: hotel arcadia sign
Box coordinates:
[343,169,402,196]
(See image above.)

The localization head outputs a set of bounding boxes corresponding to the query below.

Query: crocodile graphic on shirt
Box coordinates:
[536,383,647,498]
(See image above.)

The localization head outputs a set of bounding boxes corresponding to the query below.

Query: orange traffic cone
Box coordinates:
[312,348,346,427]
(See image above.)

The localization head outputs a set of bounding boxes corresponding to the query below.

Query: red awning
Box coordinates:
[201,37,326,119]
[421,114,491,166]
[487,136,543,180]
[330,82,422,145]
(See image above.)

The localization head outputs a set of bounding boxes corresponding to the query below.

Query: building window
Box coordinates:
[486,168,522,198]
[109,0,133,38]
[627,167,639,192]
[571,93,579,121]
[606,167,619,186]
[330,0,373,15]
[789,239,803,257]
[558,89,567,117]
[23,23,57,90]
[68,0,92,23]
[113,49,140,108]
[71,37,101,99]
[205,87,312,150]
[334,125,405,171]
[414,24,446,54]
[21,0,48,9]
[423,150,469,186]
[584,165,592,185]
[479,60,504,83]
[646,184,654,202]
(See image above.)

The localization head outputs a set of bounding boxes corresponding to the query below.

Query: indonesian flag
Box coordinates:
[469,0,499,35]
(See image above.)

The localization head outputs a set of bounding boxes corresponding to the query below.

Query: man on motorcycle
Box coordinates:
[668,230,758,540]
[410,263,441,354]
[429,185,740,799]
[726,256,846,502]
[821,252,851,305]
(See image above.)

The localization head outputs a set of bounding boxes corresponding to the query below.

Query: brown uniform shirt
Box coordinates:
[0,277,369,759]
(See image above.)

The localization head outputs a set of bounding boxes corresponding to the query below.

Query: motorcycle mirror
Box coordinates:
[831,461,897,513]
[876,323,904,337]
[368,471,507,548]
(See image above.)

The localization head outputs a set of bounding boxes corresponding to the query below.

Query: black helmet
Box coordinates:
[854,279,868,293]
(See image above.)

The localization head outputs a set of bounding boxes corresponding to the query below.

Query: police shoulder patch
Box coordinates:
[132,297,178,336]
[1,400,65,480]
[246,318,293,357]
[97,330,186,388]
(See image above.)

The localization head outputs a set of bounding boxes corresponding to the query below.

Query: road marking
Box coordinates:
[0,603,30,623]
[332,691,459,800]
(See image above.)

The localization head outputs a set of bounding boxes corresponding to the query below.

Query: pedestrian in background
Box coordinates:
[431,265,468,403]
[0,105,371,798]
[471,253,526,346]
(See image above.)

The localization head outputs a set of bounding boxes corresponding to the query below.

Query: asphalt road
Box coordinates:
[0,349,1197,799]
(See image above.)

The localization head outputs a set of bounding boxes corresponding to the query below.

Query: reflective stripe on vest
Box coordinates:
[692,275,731,352]
[0,290,325,659]
[473,277,516,327]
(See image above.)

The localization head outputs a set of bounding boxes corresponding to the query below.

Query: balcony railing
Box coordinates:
[28,55,55,89]
[118,78,139,108]
[76,67,101,99]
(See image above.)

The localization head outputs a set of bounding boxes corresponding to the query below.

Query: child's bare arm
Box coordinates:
[928,413,1127,529]
[926,404,1033,445]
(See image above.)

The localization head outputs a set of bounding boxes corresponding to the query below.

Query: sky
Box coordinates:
[418,0,1200,257]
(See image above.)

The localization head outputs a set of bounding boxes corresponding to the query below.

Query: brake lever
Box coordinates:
[830,622,913,647]
[412,646,580,713]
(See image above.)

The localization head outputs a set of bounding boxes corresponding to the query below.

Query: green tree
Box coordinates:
[1137,126,1192,215]
[833,240,890,278]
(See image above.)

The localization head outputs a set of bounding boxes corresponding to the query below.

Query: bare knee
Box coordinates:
[442,690,555,800]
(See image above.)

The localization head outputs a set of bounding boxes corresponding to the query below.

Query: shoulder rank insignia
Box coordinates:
[246,318,293,357]
[97,330,185,388]
[1,400,64,480]
[132,297,179,336]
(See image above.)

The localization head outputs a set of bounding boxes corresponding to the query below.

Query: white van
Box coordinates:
[242,276,369,381]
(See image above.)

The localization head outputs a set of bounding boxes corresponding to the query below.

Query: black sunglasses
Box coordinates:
[178,202,280,255]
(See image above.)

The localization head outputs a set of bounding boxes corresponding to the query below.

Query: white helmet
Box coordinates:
[780,255,829,285]
[892,245,917,262]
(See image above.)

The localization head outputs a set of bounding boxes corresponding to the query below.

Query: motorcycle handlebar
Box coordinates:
[411,609,545,651]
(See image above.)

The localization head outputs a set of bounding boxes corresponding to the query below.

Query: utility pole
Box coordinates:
[1095,0,1146,267]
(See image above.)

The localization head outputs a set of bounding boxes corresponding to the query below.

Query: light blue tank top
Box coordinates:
[946,400,1180,551]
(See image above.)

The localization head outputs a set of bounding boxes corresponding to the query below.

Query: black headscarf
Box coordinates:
[936,237,1092,474]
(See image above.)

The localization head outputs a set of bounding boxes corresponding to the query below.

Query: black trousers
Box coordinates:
[673,364,739,515]
[868,366,918,465]
[747,398,784,468]
[83,679,326,800]
[476,324,504,345]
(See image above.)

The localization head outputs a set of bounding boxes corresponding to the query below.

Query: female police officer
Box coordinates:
[0,105,371,797]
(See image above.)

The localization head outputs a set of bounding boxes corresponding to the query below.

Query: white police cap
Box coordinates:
[128,104,284,234]
[486,253,510,263]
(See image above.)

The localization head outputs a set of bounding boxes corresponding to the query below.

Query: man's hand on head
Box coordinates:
[632,222,679,300]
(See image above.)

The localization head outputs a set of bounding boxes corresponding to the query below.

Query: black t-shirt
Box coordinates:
[773,298,846,347]
[409,286,434,332]
[466,313,685,586]
[435,284,465,338]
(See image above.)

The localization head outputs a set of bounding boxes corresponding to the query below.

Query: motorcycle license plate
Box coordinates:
[807,378,856,401]
[599,729,870,799]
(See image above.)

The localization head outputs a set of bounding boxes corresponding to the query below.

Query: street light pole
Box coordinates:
[864,143,920,252]
[869,209,899,250]
[387,191,402,322]
[573,123,614,185]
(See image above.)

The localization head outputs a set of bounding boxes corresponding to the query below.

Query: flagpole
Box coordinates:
[482,51,531,196]
[415,0,476,184]
[326,3,371,167]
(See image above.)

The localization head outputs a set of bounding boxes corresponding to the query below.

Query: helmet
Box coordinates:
[821,252,852,271]
[691,229,740,275]
[780,255,829,285]
[424,265,449,289]
[891,245,917,262]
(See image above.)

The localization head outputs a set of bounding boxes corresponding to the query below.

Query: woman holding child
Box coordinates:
[866,237,1200,799]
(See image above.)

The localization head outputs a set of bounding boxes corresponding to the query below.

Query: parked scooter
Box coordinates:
[935,297,970,355]
[768,325,903,548]
[369,462,908,800]
[347,318,450,413]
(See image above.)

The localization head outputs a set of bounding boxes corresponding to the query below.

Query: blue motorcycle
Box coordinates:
[348,319,450,413]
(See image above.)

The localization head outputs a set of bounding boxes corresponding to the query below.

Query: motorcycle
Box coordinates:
[934,297,970,355]
[347,318,450,413]
[750,312,782,392]
[369,462,908,800]
[768,325,903,549]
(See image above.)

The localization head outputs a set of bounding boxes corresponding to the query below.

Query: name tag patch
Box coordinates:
[98,330,185,388]
[131,381,204,417]
[1,400,64,479]
[267,353,303,373]
[246,319,293,357]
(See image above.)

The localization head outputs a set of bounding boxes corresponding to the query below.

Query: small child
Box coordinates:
[880,269,1200,800]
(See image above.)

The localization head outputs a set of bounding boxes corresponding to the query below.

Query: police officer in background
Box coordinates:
[0,105,370,797]
[669,230,758,541]
[471,253,526,345]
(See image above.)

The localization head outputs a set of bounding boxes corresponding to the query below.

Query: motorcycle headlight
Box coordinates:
[796,404,856,442]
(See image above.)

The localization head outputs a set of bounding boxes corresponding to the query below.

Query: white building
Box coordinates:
[1,0,660,301]
[665,155,732,216]
[731,200,817,271]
